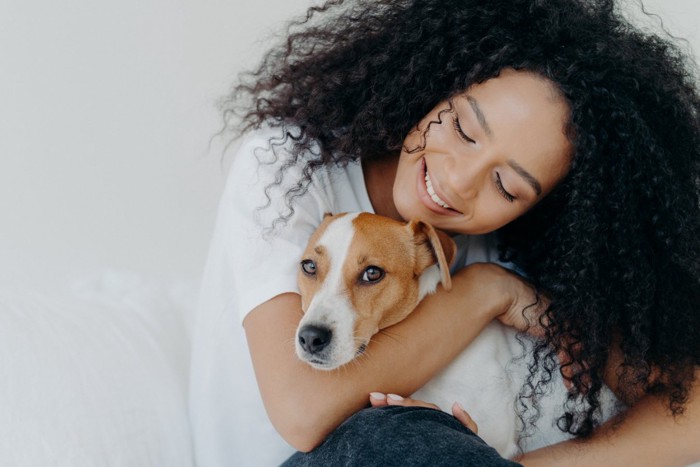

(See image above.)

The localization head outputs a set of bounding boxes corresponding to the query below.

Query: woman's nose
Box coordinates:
[446,154,484,200]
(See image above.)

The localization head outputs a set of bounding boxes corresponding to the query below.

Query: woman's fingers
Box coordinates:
[451,402,479,434]
[485,265,549,337]
[557,342,591,392]
[369,393,479,434]
[385,394,440,410]
[368,393,440,410]
[558,349,576,390]
[369,392,389,407]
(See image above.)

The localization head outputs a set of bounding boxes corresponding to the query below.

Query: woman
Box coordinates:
[189,0,700,465]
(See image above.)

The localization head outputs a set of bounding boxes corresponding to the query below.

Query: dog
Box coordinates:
[294,211,617,458]
[295,212,456,370]
[294,211,524,457]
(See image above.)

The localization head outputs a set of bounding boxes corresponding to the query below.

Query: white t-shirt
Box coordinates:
[189,127,375,466]
[188,127,519,466]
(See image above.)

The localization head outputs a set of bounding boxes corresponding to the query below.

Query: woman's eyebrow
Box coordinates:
[465,94,542,196]
[466,95,492,136]
[507,160,542,196]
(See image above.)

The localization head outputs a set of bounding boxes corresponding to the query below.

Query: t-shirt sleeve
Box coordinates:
[201,130,327,324]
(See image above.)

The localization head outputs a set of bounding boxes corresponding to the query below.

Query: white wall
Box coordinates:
[0,0,698,292]
[0,0,314,291]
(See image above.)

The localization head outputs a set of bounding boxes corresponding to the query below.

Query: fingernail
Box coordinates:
[563,378,573,391]
[453,402,465,413]
[387,394,404,401]
[370,392,386,400]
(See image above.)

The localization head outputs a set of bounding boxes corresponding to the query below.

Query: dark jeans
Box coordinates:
[282,406,522,467]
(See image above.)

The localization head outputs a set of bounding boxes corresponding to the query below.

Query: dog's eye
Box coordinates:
[361,266,384,283]
[301,260,317,276]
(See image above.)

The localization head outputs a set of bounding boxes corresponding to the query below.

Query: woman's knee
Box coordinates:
[336,405,472,446]
[284,406,521,466]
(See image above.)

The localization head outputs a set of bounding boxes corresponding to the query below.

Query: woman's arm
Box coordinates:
[499,275,700,466]
[517,370,700,466]
[498,280,700,466]
[243,263,527,452]
[367,264,700,465]
[372,377,700,466]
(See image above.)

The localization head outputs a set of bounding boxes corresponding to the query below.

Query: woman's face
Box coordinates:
[393,69,572,235]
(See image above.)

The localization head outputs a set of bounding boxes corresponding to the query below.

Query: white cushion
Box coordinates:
[0,273,194,467]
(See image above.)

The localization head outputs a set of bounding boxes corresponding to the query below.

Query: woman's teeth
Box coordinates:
[425,171,452,209]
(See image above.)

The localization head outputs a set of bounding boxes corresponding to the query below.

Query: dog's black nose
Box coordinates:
[298,325,332,354]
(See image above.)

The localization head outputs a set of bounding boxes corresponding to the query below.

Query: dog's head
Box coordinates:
[295,212,456,370]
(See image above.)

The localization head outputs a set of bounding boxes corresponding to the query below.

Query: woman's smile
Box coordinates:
[418,158,462,216]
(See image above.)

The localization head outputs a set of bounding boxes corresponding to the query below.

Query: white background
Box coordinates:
[1,0,698,293]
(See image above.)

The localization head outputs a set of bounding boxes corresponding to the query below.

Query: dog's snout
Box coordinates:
[298,325,332,354]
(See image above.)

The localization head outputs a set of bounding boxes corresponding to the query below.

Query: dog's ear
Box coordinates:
[407,219,456,291]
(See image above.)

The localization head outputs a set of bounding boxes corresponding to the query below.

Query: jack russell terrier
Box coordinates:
[295,211,456,370]
[294,211,522,455]
[294,212,617,458]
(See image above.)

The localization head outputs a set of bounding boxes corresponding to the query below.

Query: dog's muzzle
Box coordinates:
[295,296,357,369]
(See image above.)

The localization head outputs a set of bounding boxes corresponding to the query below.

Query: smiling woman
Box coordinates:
[189,0,700,465]
[389,69,572,235]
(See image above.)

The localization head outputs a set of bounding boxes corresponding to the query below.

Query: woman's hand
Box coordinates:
[368,392,479,434]
[470,263,595,390]
[465,263,549,337]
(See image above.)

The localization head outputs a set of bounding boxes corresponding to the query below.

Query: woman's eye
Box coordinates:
[301,260,317,276]
[495,172,516,203]
[452,115,475,143]
[361,266,385,283]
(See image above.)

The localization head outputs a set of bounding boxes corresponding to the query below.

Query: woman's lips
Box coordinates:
[417,158,461,215]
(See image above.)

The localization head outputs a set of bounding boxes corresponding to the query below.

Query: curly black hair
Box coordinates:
[226,0,700,438]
